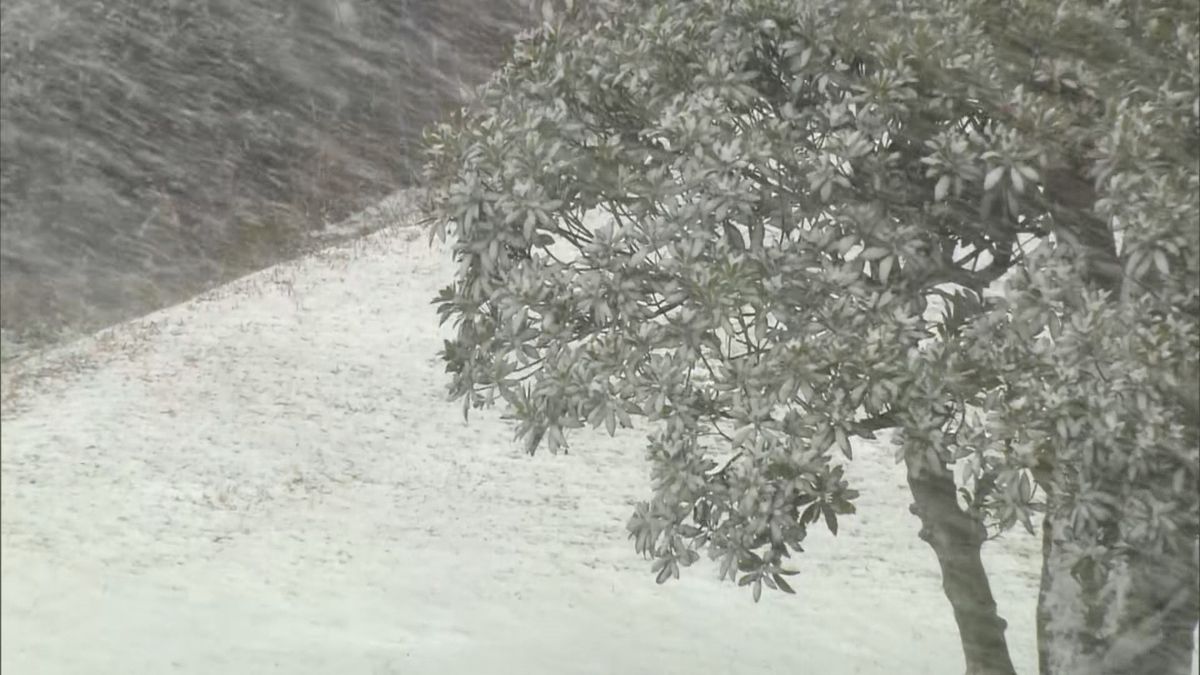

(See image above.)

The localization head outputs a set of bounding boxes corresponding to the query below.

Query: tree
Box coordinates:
[419,0,1200,672]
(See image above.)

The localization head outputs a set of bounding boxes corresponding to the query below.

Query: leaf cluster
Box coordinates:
[422,0,1199,596]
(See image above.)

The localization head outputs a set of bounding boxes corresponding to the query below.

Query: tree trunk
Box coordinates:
[1036,507,1101,674]
[1038,508,1200,675]
[1037,163,1200,674]
[906,459,1017,675]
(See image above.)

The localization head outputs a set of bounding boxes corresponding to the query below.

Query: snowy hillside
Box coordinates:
[0,196,1044,674]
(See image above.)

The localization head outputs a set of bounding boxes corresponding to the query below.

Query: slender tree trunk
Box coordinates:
[906,458,1017,675]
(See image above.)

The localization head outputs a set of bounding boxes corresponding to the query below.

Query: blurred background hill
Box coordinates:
[0,0,534,358]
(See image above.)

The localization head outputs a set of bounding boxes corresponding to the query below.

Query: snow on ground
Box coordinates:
[1,200,1043,674]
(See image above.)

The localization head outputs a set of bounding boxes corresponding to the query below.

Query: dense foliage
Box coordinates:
[423,0,1197,668]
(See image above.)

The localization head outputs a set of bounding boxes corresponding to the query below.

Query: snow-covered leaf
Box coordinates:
[934,174,952,202]
[983,165,1006,191]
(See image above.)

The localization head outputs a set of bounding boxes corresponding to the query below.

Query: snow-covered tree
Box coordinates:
[420,0,1199,672]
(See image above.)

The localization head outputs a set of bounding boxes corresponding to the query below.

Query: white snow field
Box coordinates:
[1,196,1045,674]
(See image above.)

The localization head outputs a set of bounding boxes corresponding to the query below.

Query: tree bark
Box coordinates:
[1036,507,1101,674]
[906,459,1018,675]
[1035,162,1200,674]
[1104,541,1200,675]
[1037,509,1200,675]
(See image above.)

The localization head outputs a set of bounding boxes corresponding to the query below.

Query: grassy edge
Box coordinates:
[0,189,432,418]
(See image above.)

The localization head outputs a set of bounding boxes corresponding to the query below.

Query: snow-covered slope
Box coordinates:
[0,199,1043,674]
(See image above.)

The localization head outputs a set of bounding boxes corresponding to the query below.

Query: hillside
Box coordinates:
[0,196,1045,674]
[0,0,532,354]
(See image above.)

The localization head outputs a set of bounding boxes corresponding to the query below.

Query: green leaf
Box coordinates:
[1153,250,1170,276]
[772,573,796,594]
[1009,167,1025,194]
[823,506,839,536]
[1018,471,1032,503]
[934,174,951,202]
[656,561,674,585]
[802,503,821,526]
[732,424,756,449]
[723,222,746,251]
[524,426,546,455]
[983,166,1005,191]
[879,256,894,284]
[834,234,858,254]
[861,246,890,261]
[719,553,735,582]
[835,427,852,460]
[753,313,768,343]
[1015,164,1038,181]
